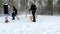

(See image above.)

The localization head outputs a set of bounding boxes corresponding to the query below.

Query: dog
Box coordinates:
[29,14,37,21]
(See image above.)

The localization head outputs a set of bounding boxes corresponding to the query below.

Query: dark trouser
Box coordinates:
[12,14,20,20]
[12,12,16,20]
[32,10,36,22]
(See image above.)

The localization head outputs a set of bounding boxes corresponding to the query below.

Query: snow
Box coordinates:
[0,15,60,34]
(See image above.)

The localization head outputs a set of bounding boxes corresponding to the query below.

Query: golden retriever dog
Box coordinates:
[29,14,37,21]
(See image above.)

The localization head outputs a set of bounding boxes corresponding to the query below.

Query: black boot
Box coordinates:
[5,20,9,23]
[12,17,15,20]
[32,20,36,22]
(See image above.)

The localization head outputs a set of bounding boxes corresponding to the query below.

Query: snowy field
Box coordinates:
[0,15,60,34]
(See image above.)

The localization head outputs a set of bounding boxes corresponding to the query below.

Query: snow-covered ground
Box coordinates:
[0,15,60,34]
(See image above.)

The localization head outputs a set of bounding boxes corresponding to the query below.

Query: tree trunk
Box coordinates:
[0,0,3,14]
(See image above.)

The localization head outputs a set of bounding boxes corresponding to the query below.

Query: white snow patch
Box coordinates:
[0,15,60,34]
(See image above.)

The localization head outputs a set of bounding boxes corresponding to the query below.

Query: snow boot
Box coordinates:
[5,20,9,23]
[12,17,15,20]
[32,20,36,22]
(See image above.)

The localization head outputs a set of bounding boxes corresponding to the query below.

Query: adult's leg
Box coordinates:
[5,14,9,23]
[32,11,36,22]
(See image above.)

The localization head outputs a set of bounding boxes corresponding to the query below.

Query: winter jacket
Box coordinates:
[4,5,9,14]
[13,7,17,15]
[12,7,17,17]
[29,4,37,11]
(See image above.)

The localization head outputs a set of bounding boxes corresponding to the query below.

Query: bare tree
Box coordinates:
[44,0,53,15]
[0,0,3,14]
[57,0,60,14]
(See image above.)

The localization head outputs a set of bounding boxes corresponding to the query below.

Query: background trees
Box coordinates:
[0,0,3,14]
[0,0,60,15]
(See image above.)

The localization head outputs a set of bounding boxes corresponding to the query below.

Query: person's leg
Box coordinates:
[5,14,9,23]
[33,13,36,22]
[32,11,36,22]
